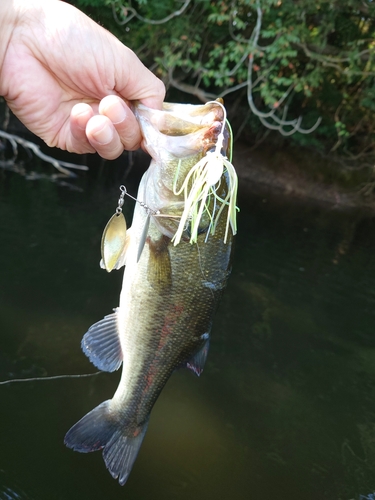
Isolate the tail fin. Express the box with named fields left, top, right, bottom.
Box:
left=64, top=400, right=148, bottom=486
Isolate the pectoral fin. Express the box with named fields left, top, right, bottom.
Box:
left=81, top=309, right=123, bottom=372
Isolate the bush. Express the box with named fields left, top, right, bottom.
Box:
left=70, top=0, right=375, bottom=161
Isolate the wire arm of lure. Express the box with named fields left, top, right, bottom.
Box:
left=118, top=185, right=163, bottom=262
left=119, top=185, right=160, bottom=217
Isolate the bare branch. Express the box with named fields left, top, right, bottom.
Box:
left=115, top=0, right=322, bottom=140
left=228, top=0, right=270, bottom=51
left=219, top=81, right=248, bottom=98
left=243, top=2, right=321, bottom=136
left=298, top=43, right=375, bottom=76
left=167, top=69, right=215, bottom=102
left=112, top=0, right=192, bottom=26
left=0, top=129, right=88, bottom=177
left=302, top=43, right=372, bottom=62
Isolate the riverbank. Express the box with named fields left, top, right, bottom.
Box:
left=1, top=101, right=374, bottom=213
left=233, top=142, right=375, bottom=212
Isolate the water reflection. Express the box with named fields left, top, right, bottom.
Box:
left=1, top=169, right=375, bottom=499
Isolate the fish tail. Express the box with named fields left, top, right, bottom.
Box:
left=64, top=400, right=149, bottom=486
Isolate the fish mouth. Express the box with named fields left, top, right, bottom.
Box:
left=134, top=100, right=238, bottom=245
left=133, top=100, right=230, bottom=159
left=146, top=101, right=225, bottom=136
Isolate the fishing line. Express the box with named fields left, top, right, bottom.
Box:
left=0, top=371, right=102, bottom=385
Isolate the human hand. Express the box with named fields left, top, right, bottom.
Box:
left=0, top=0, right=165, bottom=159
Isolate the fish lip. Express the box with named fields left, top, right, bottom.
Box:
left=133, top=102, right=225, bottom=138
left=202, top=121, right=224, bottom=148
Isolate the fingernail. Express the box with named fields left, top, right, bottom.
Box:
left=93, top=125, right=114, bottom=145
left=110, top=102, right=127, bottom=124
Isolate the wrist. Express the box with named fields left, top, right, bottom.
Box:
left=0, top=0, right=22, bottom=95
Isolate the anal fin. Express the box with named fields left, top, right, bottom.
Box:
left=81, top=309, right=123, bottom=372
left=186, top=334, right=210, bottom=377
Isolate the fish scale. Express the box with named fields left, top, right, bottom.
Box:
left=113, top=225, right=226, bottom=420
left=64, top=100, right=235, bottom=485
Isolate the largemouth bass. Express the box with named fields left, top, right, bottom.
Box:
left=64, top=100, right=238, bottom=485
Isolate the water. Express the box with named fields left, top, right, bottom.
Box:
left=1, top=163, right=375, bottom=499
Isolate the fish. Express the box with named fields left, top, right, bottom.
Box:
left=64, top=100, right=238, bottom=485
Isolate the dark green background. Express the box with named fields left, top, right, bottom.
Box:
left=1, top=161, right=375, bottom=499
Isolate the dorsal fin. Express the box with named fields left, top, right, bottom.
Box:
left=81, top=309, right=123, bottom=372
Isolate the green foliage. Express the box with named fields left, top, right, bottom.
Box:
left=70, top=0, right=375, bottom=159
left=68, top=0, right=110, bottom=8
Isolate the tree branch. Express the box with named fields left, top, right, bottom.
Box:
left=112, top=0, right=192, bottom=26
left=244, top=3, right=321, bottom=136
left=0, top=129, right=88, bottom=177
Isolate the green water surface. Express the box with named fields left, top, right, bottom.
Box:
left=1, top=165, right=375, bottom=500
